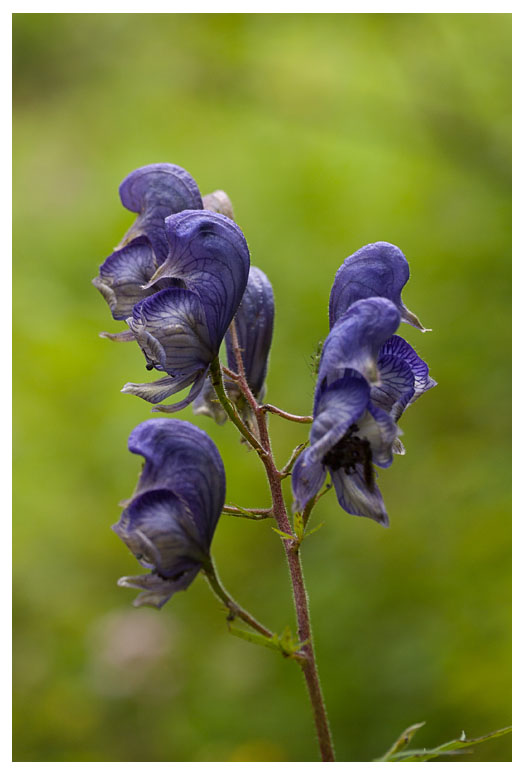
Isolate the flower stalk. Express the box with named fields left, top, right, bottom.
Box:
left=213, top=329, right=336, bottom=762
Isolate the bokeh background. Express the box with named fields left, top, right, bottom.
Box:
left=13, top=13, right=511, bottom=762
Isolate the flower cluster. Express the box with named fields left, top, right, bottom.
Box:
left=292, top=242, right=436, bottom=526
left=113, top=419, right=225, bottom=608
left=95, top=164, right=435, bottom=607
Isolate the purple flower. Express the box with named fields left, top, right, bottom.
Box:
left=113, top=419, right=225, bottom=608
left=193, top=265, right=275, bottom=423
left=329, top=242, right=429, bottom=332
left=292, top=298, right=435, bottom=525
left=93, top=163, right=202, bottom=322
left=121, top=210, right=250, bottom=412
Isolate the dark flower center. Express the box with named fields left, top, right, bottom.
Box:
left=322, top=423, right=375, bottom=492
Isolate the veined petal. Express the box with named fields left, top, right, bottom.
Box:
left=372, top=353, right=415, bottom=420
left=128, top=287, right=215, bottom=374
left=329, top=241, right=428, bottom=331
left=291, top=448, right=327, bottom=512
left=118, top=163, right=203, bottom=261
left=93, top=237, right=158, bottom=320
left=226, top=265, right=275, bottom=398
left=144, top=211, right=250, bottom=350
left=113, top=489, right=207, bottom=576
left=100, top=330, right=135, bottom=342
left=117, top=569, right=200, bottom=609
left=152, top=371, right=209, bottom=413
left=317, top=297, right=400, bottom=390
left=331, top=467, right=389, bottom=526
left=122, top=374, right=200, bottom=405
left=379, top=335, right=437, bottom=403
left=127, top=419, right=226, bottom=546
left=310, top=370, right=370, bottom=460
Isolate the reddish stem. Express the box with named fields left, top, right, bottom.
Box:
left=222, top=323, right=336, bottom=761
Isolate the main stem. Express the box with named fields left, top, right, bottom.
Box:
left=215, top=332, right=336, bottom=761
left=266, top=456, right=336, bottom=762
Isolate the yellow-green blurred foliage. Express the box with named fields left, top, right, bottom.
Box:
left=13, top=13, right=511, bottom=762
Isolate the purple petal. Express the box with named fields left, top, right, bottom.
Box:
left=291, top=448, right=327, bottom=512
left=310, top=370, right=371, bottom=459
left=121, top=373, right=201, bottom=406
left=92, top=237, right=158, bottom=320
left=379, top=335, right=437, bottom=403
left=226, top=265, right=274, bottom=398
left=113, top=489, right=206, bottom=577
left=151, top=371, right=209, bottom=414
left=355, top=404, right=397, bottom=468
left=127, top=419, right=226, bottom=546
left=144, top=211, right=250, bottom=349
left=329, top=242, right=428, bottom=331
left=330, top=467, right=389, bottom=526
left=117, top=569, right=200, bottom=608
left=372, top=351, right=415, bottom=420
left=318, top=297, right=401, bottom=391
left=119, top=163, right=203, bottom=261
left=129, top=287, right=214, bottom=371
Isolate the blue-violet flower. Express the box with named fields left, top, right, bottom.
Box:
left=292, top=297, right=435, bottom=525
left=120, top=210, right=250, bottom=412
left=113, top=419, right=225, bottom=608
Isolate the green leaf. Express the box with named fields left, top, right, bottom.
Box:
left=375, top=722, right=426, bottom=761
left=377, top=725, right=511, bottom=762
left=271, top=527, right=294, bottom=540
left=227, top=624, right=281, bottom=653
left=305, top=521, right=325, bottom=538
left=293, top=512, right=304, bottom=541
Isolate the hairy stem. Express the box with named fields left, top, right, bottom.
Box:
left=209, top=358, right=267, bottom=457
left=261, top=404, right=313, bottom=424
left=215, top=338, right=336, bottom=761
left=223, top=505, right=274, bottom=520
left=202, top=557, right=274, bottom=639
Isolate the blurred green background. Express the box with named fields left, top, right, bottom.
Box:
left=13, top=13, right=511, bottom=762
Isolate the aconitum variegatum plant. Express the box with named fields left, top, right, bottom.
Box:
left=93, top=162, right=509, bottom=762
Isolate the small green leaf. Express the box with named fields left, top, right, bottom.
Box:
left=375, top=722, right=426, bottom=761
left=271, top=527, right=294, bottom=540
left=305, top=521, right=325, bottom=538
left=228, top=624, right=281, bottom=653
left=380, top=725, right=511, bottom=762
left=294, top=512, right=304, bottom=541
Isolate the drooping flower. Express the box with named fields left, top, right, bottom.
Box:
left=292, top=297, right=435, bottom=525
left=93, top=163, right=203, bottom=322
left=328, top=241, right=429, bottom=332
left=121, top=209, right=250, bottom=412
left=193, top=265, right=275, bottom=423
left=113, top=419, right=225, bottom=608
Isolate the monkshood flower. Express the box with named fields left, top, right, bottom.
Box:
left=328, top=241, right=430, bottom=332
left=292, top=297, right=435, bottom=525
left=93, top=163, right=203, bottom=322
left=193, top=265, right=275, bottom=423
left=113, top=419, right=225, bottom=608
left=121, top=209, right=250, bottom=412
